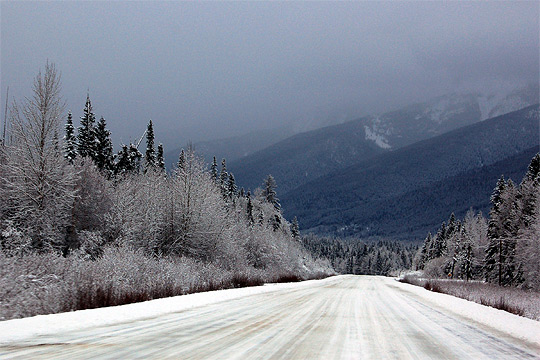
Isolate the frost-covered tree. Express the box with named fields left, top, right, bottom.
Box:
left=128, top=143, right=142, bottom=173
left=77, top=94, right=97, bottom=160
left=414, top=232, right=433, bottom=270
left=262, top=174, right=280, bottom=211
left=94, top=116, right=114, bottom=175
left=517, top=154, right=540, bottom=229
left=246, top=191, right=254, bottom=225
left=291, top=216, right=300, bottom=239
left=156, top=143, right=165, bottom=171
left=220, top=158, right=228, bottom=197
left=63, top=111, right=77, bottom=163
left=177, top=149, right=186, bottom=171
left=211, top=156, right=218, bottom=183
left=115, top=143, right=142, bottom=175
left=516, top=194, right=540, bottom=290
left=144, top=120, right=156, bottom=172
left=0, top=62, right=76, bottom=251
left=485, top=177, right=519, bottom=285
left=227, top=173, right=237, bottom=199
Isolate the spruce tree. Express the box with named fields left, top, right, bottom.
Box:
left=485, top=176, right=519, bottom=285
left=128, top=143, right=142, bottom=173
left=211, top=156, right=218, bottom=183
left=94, top=116, right=114, bottom=174
left=431, top=222, right=447, bottom=259
left=518, top=154, right=540, bottom=228
left=417, top=232, right=433, bottom=269
left=291, top=216, right=300, bottom=239
left=115, top=143, right=141, bottom=175
left=156, top=143, right=165, bottom=171
left=177, top=149, right=186, bottom=171
left=262, top=174, right=280, bottom=211
left=77, top=94, right=97, bottom=159
left=246, top=191, right=254, bottom=224
left=220, top=158, right=228, bottom=197
left=63, top=111, right=77, bottom=163
left=144, top=120, right=156, bottom=172
left=115, top=144, right=130, bottom=175
left=272, top=214, right=281, bottom=231
left=227, top=173, right=237, bottom=199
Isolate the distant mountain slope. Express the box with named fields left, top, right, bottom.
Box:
left=230, top=84, right=538, bottom=194
left=280, top=105, right=540, bottom=240
left=229, top=120, right=386, bottom=193
left=164, top=127, right=291, bottom=170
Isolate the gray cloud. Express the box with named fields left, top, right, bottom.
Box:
left=1, top=1, right=538, bottom=149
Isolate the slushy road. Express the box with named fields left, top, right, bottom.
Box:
left=1, top=275, right=539, bottom=359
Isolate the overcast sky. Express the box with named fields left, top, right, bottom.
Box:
left=1, top=1, right=538, bottom=149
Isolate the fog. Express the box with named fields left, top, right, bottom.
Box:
left=1, top=1, right=538, bottom=149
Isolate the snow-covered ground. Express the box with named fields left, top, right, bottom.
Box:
left=0, top=276, right=337, bottom=345
left=0, top=275, right=538, bottom=359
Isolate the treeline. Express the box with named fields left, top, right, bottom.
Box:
left=414, top=153, right=540, bottom=290
left=302, top=235, right=417, bottom=276
left=0, top=63, right=332, bottom=318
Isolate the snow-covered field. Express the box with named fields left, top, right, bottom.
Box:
left=1, top=275, right=538, bottom=359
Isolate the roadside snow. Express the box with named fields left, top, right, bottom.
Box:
left=0, top=276, right=340, bottom=344
left=390, top=278, right=540, bottom=348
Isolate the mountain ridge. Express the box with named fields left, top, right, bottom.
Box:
left=280, top=105, right=540, bottom=240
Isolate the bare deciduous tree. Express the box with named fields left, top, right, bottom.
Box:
left=0, top=62, right=76, bottom=251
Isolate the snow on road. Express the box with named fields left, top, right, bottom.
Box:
left=0, top=275, right=539, bottom=359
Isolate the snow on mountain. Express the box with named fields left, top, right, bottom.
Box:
left=364, top=116, right=392, bottom=149
left=359, top=82, right=538, bottom=150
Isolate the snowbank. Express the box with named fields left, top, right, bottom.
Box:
left=0, top=276, right=339, bottom=344
left=390, top=278, right=540, bottom=348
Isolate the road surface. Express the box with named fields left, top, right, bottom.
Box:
left=1, top=275, right=539, bottom=359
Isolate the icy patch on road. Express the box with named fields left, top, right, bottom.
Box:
left=0, top=276, right=340, bottom=344
left=390, top=277, right=540, bottom=348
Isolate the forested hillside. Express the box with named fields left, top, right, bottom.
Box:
left=414, top=153, right=540, bottom=290
left=230, top=84, right=538, bottom=195
left=281, top=105, right=539, bottom=239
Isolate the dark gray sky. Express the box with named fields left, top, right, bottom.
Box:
left=1, top=1, right=538, bottom=149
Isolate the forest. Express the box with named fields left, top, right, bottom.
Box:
left=413, top=152, right=540, bottom=291
left=0, top=63, right=333, bottom=320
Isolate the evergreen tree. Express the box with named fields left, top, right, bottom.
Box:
left=77, top=94, right=97, bottom=159
left=272, top=214, right=281, bottom=231
left=291, top=216, right=300, bottom=239
left=485, top=177, right=519, bottom=285
left=128, top=143, right=142, bottom=173
left=63, top=111, right=77, bottom=163
left=220, top=158, right=228, bottom=196
left=246, top=191, right=254, bottom=225
left=431, top=222, right=447, bottom=259
left=156, top=143, right=165, bottom=171
left=524, top=153, right=540, bottom=182
left=211, top=156, right=218, bottom=183
left=262, top=175, right=280, bottom=211
left=94, top=116, right=114, bottom=174
left=144, top=120, right=156, bottom=172
left=416, top=232, right=432, bottom=270
left=115, top=143, right=141, bottom=175
left=114, top=145, right=129, bottom=175
left=518, top=154, right=540, bottom=228
left=227, top=173, right=237, bottom=199
left=177, top=149, right=186, bottom=171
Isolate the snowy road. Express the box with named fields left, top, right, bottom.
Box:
left=1, top=275, right=539, bottom=359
